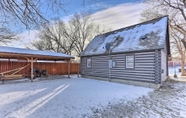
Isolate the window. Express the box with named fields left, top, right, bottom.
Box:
left=87, top=58, right=92, bottom=68
left=126, top=55, right=134, bottom=68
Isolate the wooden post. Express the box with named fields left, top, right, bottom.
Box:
left=31, top=57, right=33, bottom=82
left=68, top=60, right=71, bottom=78
left=77, top=64, right=79, bottom=77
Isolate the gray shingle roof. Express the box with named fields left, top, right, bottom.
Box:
left=80, top=16, right=168, bottom=57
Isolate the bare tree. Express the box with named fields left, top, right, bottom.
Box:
left=0, top=0, right=71, bottom=29
left=31, top=20, right=75, bottom=55
left=0, top=13, right=18, bottom=44
left=0, top=26, right=17, bottom=44
left=0, top=0, right=94, bottom=44
left=68, top=12, right=106, bottom=55
left=141, top=0, right=186, bottom=75
left=31, top=12, right=111, bottom=60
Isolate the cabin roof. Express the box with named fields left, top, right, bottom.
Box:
left=80, top=16, right=169, bottom=57
left=0, top=46, right=74, bottom=60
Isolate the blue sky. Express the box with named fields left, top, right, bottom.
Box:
left=10, top=0, right=144, bottom=48
left=51, top=0, right=140, bottom=19
left=65, top=0, right=138, bottom=13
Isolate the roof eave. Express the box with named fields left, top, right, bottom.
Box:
left=0, top=52, right=74, bottom=60
left=80, top=48, right=164, bottom=57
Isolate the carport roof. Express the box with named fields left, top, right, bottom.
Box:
left=0, top=46, right=74, bottom=60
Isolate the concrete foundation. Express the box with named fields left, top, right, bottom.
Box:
left=82, top=75, right=161, bottom=89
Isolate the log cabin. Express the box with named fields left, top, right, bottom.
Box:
left=80, top=16, right=170, bottom=88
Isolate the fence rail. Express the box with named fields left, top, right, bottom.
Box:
left=0, top=61, right=80, bottom=75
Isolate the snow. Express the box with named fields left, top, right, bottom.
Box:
left=0, top=46, right=73, bottom=58
left=168, top=66, right=186, bottom=76
left=89, top=80, right=186, bottom=118
left=0, top=76, right=152, bottom=118
left=80, top=16, right=168, bottom=56
left=168, top=66, right=186, bottom=82
left=135, top=81, right=186, bottom=118
left=169, top=66, right=181, bottom=76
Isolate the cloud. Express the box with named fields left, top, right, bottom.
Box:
left=9, top=30, right=39, bottom=48
left=91, top=3, right=144, bottom=30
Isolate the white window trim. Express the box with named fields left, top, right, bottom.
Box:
left=126, top=55, right=134, bottom=68
left=87, top=58, right=92, bottom=68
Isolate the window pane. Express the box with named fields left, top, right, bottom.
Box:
left=127, top=59, right=133, bottom=63
left=126, top=56, right=134, bottom=68
left=127, top=56, right=134, bottom=62
left=87, top=59, right=91, bottom=68
left=127, top=63, right=134, bottom=68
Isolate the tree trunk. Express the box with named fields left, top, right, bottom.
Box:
left=181, top=60, right=185, bottom=76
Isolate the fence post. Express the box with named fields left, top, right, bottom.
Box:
left=31, top=57, right=33, bottom=82
left=77, top=64, right=80, bottom=77
left=68, top=60, right=71, bottom=78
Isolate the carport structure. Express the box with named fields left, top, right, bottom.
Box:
left=0, top=46, right=74, bottom=81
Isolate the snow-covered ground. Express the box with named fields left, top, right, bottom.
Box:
left=89, top=80, right=186, bottom=118
left=0, top=76, right=152, bottom=118
left=1, top=67, right=185, bottom=118
left=169, top=66, right=182, bottom=76
left=135, top=80, right=186, bottom=118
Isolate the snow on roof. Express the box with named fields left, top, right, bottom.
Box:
left=80, top=16, right=168, bottom=56
left=0, top=46, right=74, bottom=59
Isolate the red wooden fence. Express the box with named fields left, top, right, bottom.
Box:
left=0, top=61, right=80, bottom=75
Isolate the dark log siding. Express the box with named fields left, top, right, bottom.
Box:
left=81, top=50, right=162, bottom=83
left=81, top=55, right=110, bottom=78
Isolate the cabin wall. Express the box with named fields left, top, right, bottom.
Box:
left=81, top=55, right=110, bottom=78
left=81, top=50, right=162, bottom=84
left=161, top=49, right=167, bottom=81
